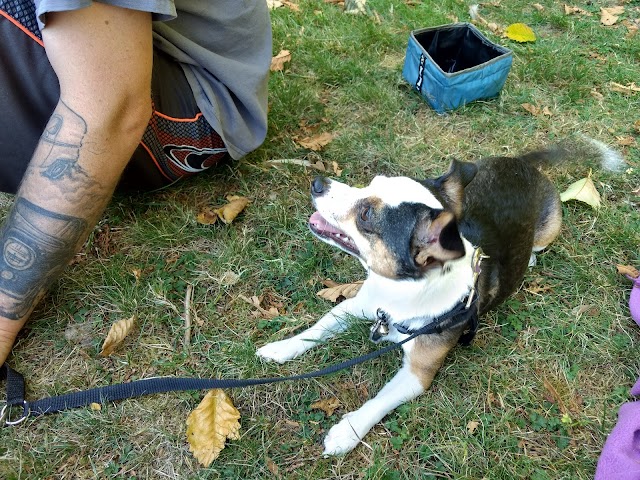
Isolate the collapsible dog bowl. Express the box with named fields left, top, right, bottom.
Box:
left=402, top=23, right=513, bottom=113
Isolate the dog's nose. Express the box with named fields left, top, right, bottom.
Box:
left=311, top=176, right=328, bottom=197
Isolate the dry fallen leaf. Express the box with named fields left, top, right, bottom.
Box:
left=310, top=397, right=341, bottom=416
left=610, top=82, right=640, bottom=95
left=100, top=315, right=136, bottom=357
left=467, top=420, right=480, bottom=434
left=270, top=50, right=291, bottom=72
left=297, top=132, right=335, bottom=151
left=532, top=3, right=544, bottom=12
left=187, top=389, right=241, bottom=467
left=344, top=0, right=366, bottom=14
left=282, top=0, right=300, bottom=12
left=521, top=103, right=552, bottom=117
left=238, top=294, right=281, bottom=319
left=590, top=88, right=604, bottom=100
left=196, top=206, right=218, bottom=225
left=317, top=280, right=364, bottom=302
left=214, top=196, right=250, bottom=224
left=90, top=402, right=102, bottom=411
left=559, top=172, right=601, bottom=209
left=331, top=161, right=343, bottom=176
left=634, top=120, right=640, bottom=134
left=564, top=5, right=592, bottom=16
left=505, top=23, right=536, bottom=42
left=600, top=6, right=624, bottom=26
left=266, top=0, right=283, bottom=9
left=616, top=135, right=636, bottom=147
left=617, top=264, right=640, bottom=279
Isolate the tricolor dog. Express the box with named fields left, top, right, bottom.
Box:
left=257, top=143, right=620, bottom=456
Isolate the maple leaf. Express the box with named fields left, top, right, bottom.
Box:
left=559, top=172, right=601, bottom=209
left=187, top=389, right=241, bottom=467
left=100, top=315, right=136, bottom=357
left=505, top=23, right=536, bottom=42
left=270, top=50, right=291, bottom=72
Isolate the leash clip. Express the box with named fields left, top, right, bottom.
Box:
left=1, top=400, right=29, bottom=427
left=466, top=247, right=488, bottom=309
left=370, top=308, right=390, bottom=341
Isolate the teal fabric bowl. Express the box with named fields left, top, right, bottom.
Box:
left=402, top=23, right=512, bottom=113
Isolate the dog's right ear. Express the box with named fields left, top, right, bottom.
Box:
left=412, top=209, right=465, bottom=271
left=423, top=159, right=477, bottom=218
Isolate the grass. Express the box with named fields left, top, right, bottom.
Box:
left=1, top=0, right=640, bottom=478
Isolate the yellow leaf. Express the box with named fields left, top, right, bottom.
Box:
left=600, top=6, right=624, bottom=26
left=505, top=23, right=536, bottom=42
left=214, top=196, right=250, bottom=224
left=100, top=315, right=136, bottom=357
left=187, top=389, right=241, bottom=467
left=270, top=50, right=291, bottom=72
left=317, top=280, right=364, bottom=302
left=196, top=206, right=218, bottom=225
left=310, top=397, right=341, bottom=416
left=90, top=403, right=102, bottom=411
left=559, top=173, right=601, bottom=209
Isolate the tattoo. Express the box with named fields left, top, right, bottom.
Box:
left=38, top=101, right=102, bottom=200
left=0, top=198, right=87, bottom=320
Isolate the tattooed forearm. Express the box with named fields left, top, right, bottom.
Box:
left=36, top=101, right=104, bottom=202
left=0, top=198, right=87, bottom=320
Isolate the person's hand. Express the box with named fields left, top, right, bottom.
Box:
left=0, top=317, right=27, bottom=365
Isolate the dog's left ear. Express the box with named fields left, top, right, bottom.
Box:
left=412, top=209, right=465, bottom=270
left=423, top=159, right=477, bottom=218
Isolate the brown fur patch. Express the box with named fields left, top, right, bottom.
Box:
left=533, top=197, right=562, bottom=250
left=369, top=239, right=400, bottom=278
left=409, top=328, right=461, bottom=389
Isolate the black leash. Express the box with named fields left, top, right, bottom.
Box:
left=1, top=300, right=477, bottom=426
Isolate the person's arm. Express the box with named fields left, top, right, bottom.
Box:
left=0, top=3, right=153, bottom=365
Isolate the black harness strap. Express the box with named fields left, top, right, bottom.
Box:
left=1, top=299, right=477, bottom=425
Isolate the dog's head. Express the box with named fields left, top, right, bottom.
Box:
left=309, top=160, right=477, bottom=279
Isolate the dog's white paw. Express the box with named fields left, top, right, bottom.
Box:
left=322, top=415, right=364, bottom=456
left=256, top=338, right=308, bottom=363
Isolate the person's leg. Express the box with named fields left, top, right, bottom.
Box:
left=117, top=49, right=229, bottom=192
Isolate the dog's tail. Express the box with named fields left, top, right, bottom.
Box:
left=520, top=135, right=625, bottom=172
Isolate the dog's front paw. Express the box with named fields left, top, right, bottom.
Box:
left=256, top=338, right=308, bottom=363
left=322, top=414, right=364, bottom=456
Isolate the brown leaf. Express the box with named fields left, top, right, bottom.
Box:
left=634, top=120, right=640, bottom=134
left=317, top=280, right=364, bottom=302
left=187, top=389, right=241, bottom=467
left=590, top=88, right=604, bottom=100
left=331, top=161, right=343, bottom=176
left=270, top=50, right=291, bottom=72
left=532, top=3, right=544, bottom=12
left=600, top=6, right=624, bottom=26
left=266, top=0, right=283, bottom=9
left=521, top=102, right=539, bottom=115
left=282, top=0, right=300, bottom=12
left=239, top=294, right=281, bottom=319
left=616, top=135, right=636, bottom=147
left=564, top=5, right=592, bottom=16
left=196, top=206, right=219, bottom=225
left=214, top=196, right=250, bottom=224
left=297, top=132, right=335, bottom=151
left=617, top=264, right=640, bottom=279
left=100, top=315, right=136, bottom=357
left=310, top=397, right=341, bottom=416
left=610, top=82, right=640, bottom=95
left=266, top=457, right=280, bottom=477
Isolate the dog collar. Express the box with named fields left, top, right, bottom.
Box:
left=370, top=247, right=487, bottom=345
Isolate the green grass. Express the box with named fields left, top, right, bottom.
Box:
left=2, top=1, right=640, bottom=478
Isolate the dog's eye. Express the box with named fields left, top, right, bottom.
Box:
left=360, top=205, right=372, bottom=223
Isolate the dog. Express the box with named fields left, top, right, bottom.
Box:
left=256, top=142, right=621, bottom=456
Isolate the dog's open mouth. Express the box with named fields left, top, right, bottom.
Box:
left=309, top=212, right=360, bottom=256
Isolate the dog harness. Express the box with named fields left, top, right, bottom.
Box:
left=370, top=247, right=487, bottom=346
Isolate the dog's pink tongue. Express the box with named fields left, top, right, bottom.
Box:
left=309, top=211, right=343, bottom=235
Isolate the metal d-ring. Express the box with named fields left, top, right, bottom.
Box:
left=1, top=400, right=30, bottom=426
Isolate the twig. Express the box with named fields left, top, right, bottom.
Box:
left=184, top=284, right=193, bottom=351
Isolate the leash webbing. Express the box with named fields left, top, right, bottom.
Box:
left=1, top=300, right=477, bottom=425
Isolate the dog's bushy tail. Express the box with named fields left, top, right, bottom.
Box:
left=520, top=135, right=625, bottom=172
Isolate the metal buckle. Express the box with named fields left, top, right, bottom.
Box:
left=1, top=400, right=30, bottom=426
left=465, top=247, right=489, bottom=309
